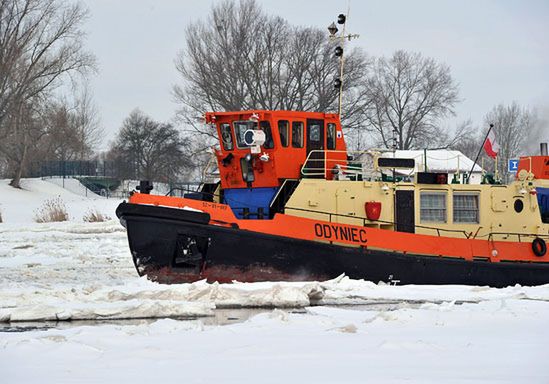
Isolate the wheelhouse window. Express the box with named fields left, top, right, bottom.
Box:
left=292, top=121, right=304, bottom=148
left=233, top=120, right=258, bottom=148
left=420, top=192, right=446, bottom=223
left=327, top=123, right=336, bottom=150
left=453, top=193, right=479, bottom=223
left=220, top=123, right=234, bottom=150
left=309, top=123, right=321, bottom=142
left=260, top=121, right=274, bottom=149
left=278, top=120, right=289, bottom=147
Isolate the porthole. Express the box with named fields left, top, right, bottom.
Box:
left=514, top=199, right=524, bottom=213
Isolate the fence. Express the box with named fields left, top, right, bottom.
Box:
left=33, top=160, right=206, bottom=199
left=28, top=160, right=117, bottom=178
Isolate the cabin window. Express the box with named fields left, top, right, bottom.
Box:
left=309, top=123, right=321, bottom=142
left=292, top=121, right=304, bottom=148
left=278, top=120, right=289, bottom=147
left=234, top=120, right=258, bottom=148
left=260, top=121, right=274, bottom=149
left=327, top=123, right=336, bottom=150
left=420, top=192, right=446, bottom=223
left=453, top=193, right=479, bottom=223
left=220, top=123, right=234, bottom=151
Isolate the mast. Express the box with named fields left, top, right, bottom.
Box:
left=327, top=7, right=359, bottom=117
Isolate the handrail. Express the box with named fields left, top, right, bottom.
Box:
left=485, top=232, right=549, bottom=242
left=300, top=149, right=379, bottom=179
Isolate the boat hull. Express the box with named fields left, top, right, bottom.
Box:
left=117, top=202, right=549, bottom=287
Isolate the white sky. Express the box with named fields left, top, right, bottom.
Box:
left=81, top=0, right=549, bottom=149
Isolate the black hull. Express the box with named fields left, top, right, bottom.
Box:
left=116, top=203, right=549, bottom=287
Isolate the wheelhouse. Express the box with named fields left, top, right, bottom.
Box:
left=205, top=110, right=347, bottom=219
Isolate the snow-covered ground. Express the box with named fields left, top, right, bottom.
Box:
left=1, top=179, right=549, bottom=383
left=0, top=178, right=120, bottom=223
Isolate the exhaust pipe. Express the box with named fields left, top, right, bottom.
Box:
left=541, top=142, right=548, bottom=156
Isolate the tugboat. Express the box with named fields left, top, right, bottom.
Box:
left=116, top=110, right=549, bottom=287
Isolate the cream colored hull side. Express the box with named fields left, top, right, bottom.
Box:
left=284, top=179, right=549, bottom=241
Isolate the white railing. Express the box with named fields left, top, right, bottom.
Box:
left=300, top=150, right=381, bottom=180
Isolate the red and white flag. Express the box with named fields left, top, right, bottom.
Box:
left=483, top=129, right=500, bottom=159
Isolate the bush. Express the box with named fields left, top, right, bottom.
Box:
left=83, top=208, right=111, bottom=222
left=34, top=197, right=69, bottom=223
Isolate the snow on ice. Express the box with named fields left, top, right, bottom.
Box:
left=1, top=179, right=549, bottom=383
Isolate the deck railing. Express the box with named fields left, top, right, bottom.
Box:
left=300, top=150, right=389, bottom=181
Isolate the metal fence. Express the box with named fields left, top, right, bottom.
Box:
left=32, top=160, right=206, bottom=199
left=28, top=160, right=117, bottom=178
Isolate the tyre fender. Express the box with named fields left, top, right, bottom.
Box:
left=532, top=238, right=547, bottom=257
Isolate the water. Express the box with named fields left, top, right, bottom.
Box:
left=0, top=301, right=455, bottom=333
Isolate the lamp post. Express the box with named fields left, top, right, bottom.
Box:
left=328, top=12, right=359, bottom=116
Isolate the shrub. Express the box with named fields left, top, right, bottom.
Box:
left=83, top=208, right=111, bottom=222
left=34, top=197, right=69, bottom=223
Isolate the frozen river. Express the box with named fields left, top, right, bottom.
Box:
left=1, top=179, right=548, bottom=383
left=1, top=220, right=549, bottom=383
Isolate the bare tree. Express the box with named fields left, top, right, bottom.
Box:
left=0, top=87, right=100, bottom=180
left=450, top=119, right=481, bottom=160
left=40, top=92, right=100, bottom=162
left=108, top=109, right=193, bottom=183
left=363, top=50, right=460, bottom=150
left=174, top=0, right=369, bottom=139
left=0, top=99, right=44, bottom=184
left=71, top=84, right=102, bottom=158
left=523, top=106, right=549, bottom=155
left=0, top=0, right=95, bottom=187
left=482, top=102, right=538, bottom=181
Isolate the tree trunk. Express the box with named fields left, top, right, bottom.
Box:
left=9, top=141, right=28, bottom=189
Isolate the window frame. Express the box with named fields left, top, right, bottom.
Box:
left=309, top=123, right=321, bottom=142
left=291, top=121, right=304, bottom=148
left=453, top=192, right=480, bottom=224
left=260, top=120, right=275, bottom=149
left=278, top=120, right=289, bottom=147
left=233, top=120, right=258, bottom=149
left=327, top=123, right=336, bottom=150
left=420, top=191, right=447, bottom=223
left=219, top=123, right=234, bottom=151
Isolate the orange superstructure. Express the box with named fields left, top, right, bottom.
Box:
left=205, top=110, right=347, bottom=189
left=516, top=156, right=549, bottom=180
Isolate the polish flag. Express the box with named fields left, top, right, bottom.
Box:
left=483, top=129, right=500, bottom=159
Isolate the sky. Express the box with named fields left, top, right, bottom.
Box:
left=81, top=0, right=549, bottom=150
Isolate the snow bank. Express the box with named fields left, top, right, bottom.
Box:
left=0, top=178, right=121, bottom=223
left=44, top=177, right=100, bottom=197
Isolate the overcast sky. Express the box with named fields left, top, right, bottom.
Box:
left=81, top=0, right=549, bottom=149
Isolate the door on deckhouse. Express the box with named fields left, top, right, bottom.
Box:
left=304, top=119, right=325, bottom=178
left=395, top=190, right=415, bottom=233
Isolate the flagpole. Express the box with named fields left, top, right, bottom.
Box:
left=495, top=155, right=499, bottom=182
left=467, top=123, right=494, bottom=183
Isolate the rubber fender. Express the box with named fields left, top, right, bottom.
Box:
left=532, top=238, right=547, bottom=257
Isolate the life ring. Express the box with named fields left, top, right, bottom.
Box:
left=532, top=238, right=547, bottom=257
